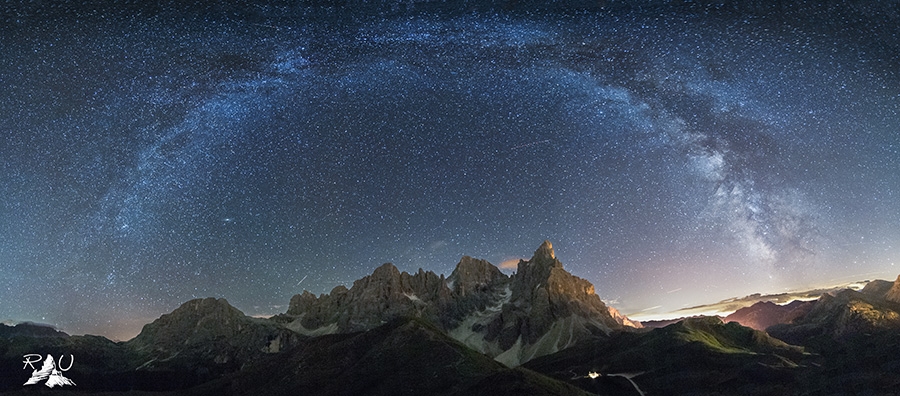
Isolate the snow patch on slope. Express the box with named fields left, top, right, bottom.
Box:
left=496, top=315, right=611, bottom=367
left=448, top=285, right=512, bottom=357
left=403, top=292, right=421, bottom=302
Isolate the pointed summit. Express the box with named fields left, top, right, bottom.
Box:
left=486, top=241, right=621, bottom=365
left=516, top=241, right=563, bottom=286
left=533, top=240, right=556, bottom=262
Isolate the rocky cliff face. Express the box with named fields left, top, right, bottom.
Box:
left=281, top=241, right=628, bottom=366
left=476, top=241, right=623, bottom=365
left=285, top=263, right=453, bottom=333
left=448, top=256, right=507, bottom=297
left=608, top=306, right=643, bottom=328
left=884, top=275, right=900, bottom=304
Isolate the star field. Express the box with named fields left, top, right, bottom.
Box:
left=1, top=1, right=898, bottom=340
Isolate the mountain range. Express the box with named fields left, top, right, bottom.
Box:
left=274, top=241, right=628, bottom=366
left=3, top=241, right=900, bottom=394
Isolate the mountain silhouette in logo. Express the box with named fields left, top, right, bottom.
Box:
left=24, top=354, right=75, bottom=388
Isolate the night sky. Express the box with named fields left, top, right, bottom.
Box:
left=2, top=1, right=898, bottom=340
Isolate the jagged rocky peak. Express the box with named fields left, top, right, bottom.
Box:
left=479, top=241, right=622, bottom=364
left=449, top=256, right=508, bottom=296
left=350, top=262, right=449, bottom=300
left=885, top=274, right=900, bottom=303
left=401, top=268, right=449, bottom=300
left=287, top=290, right=319, bottom=315
left=513, top=240, right=589, bottom=301
left=513, top=240, right=562, bottom=296
left=284, top=262, right=454, bottom=333
left=531, top=240, right=558, bottom=266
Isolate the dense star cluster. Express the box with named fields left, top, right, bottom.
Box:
left=1, top=1, right=898, bottom=340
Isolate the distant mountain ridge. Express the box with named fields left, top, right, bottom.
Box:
left=724, top=300, right=815, bottom=331
left=722, top=275, right=900, bottom=338
left=0, top=322, right=69, bottom=338
left=767, top=288, right=900, bottom=343
left=276, top=241, right=633, bottom=366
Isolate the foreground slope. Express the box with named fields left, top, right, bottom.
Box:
left=186, top=317, right=592, bottom=396
left=764, top=282, right=900, bottom=393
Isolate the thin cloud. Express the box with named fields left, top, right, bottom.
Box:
left=499, top=258, right=525, bottom=269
